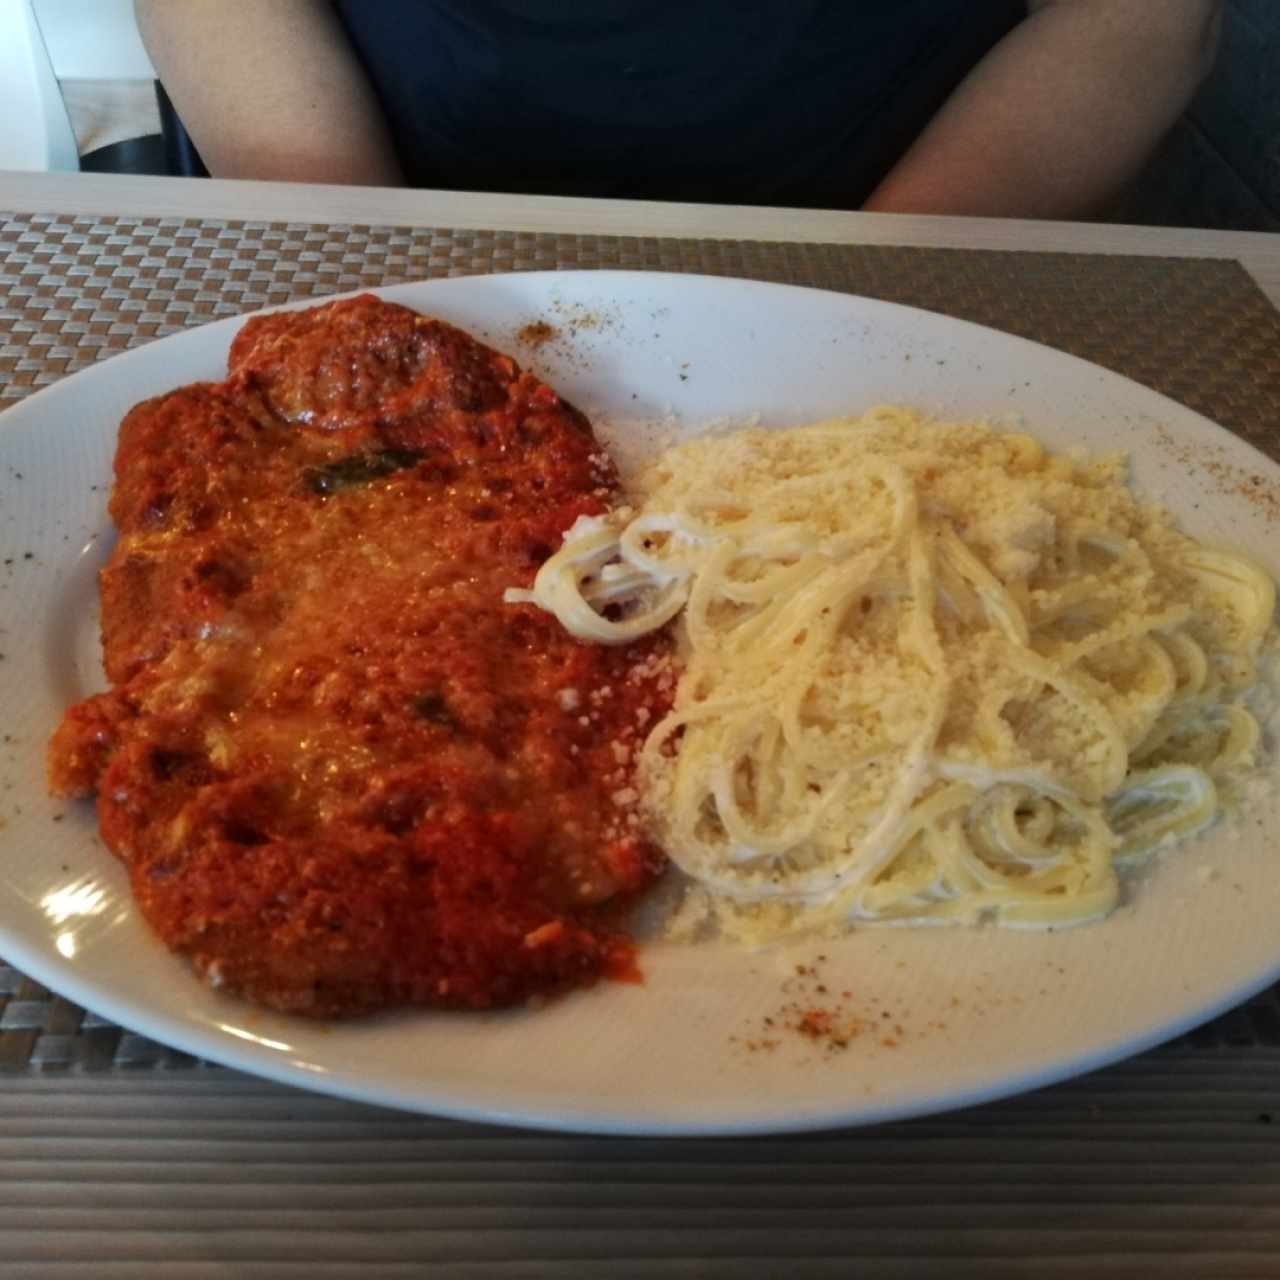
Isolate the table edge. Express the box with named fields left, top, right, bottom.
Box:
left=3, top=169, right=1279, bottom=308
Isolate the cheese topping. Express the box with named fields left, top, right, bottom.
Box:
left=514, top=408, right=1277, bottom=942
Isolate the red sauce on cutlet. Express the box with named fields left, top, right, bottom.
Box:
left=49, top=295, right=673, bottom=1017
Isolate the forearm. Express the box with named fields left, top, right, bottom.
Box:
left=864, top=0, right=1221, bottom=219
left=135, top=0, right=404, bottom=185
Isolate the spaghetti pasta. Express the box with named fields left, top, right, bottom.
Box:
left=508, top=409, right=1276, bottom=941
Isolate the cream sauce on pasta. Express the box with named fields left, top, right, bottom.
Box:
left=508, top=409, right=1276, bottom=942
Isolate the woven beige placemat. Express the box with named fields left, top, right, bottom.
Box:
left=2, top=211, right=1280, bottom=1075
left=3, top=213, right=1280, bottom=454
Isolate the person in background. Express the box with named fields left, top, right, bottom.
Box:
left=135, top=0, right=1222, bottom=219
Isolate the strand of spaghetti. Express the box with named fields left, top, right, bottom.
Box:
left=1107, top=764, right=1218, bottom=862
left=936, top=523, right=1029, bottom=647
left=996, top=643, right=1130, bottom=800
left=1181, top=548, right=1276, bottom=648
left=504, top=512, right=690, bottom=643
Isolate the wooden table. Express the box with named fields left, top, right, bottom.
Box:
left=3, top=169, right=1280, bottom=1279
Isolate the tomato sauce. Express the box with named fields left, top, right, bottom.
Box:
left=49, top=296, right=673, bottom=1017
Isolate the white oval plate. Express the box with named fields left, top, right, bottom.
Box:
left=1, top=272, right=1278, bottom=1135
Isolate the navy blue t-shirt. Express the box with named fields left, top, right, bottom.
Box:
left=334, top=1, right=1026, bottom=206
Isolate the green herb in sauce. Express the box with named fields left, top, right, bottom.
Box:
left=305, top=448, right=424, bottom=495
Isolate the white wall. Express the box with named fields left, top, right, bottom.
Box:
left=0, top=0, right=79, bottom=170
left=32, top=0, right=155, bottom=79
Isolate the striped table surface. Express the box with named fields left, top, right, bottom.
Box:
left=4, top=1059, right=1280, bottom=1277
left=2, top=208, right=1280, bottom=1276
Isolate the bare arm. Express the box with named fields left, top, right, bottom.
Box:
left=134, top=0, right=404, bottom=185
left=864, top=0, right=1222, bottom=218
